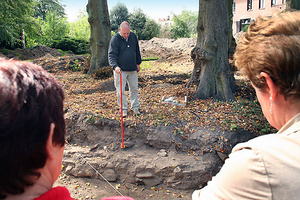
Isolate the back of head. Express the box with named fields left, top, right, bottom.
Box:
left=0, top=58, right=65, bottom=198
left=234, top=11, right=300, bottom=100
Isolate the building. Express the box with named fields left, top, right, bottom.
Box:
left=158, top=16, right=174, bottom=28
left=233, top=0, right=286, bottom=35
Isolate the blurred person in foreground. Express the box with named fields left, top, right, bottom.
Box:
left=0, top=58, right=70, bottom=200
left=192, top=11, right=300, bottom=200
left=0, top=58, right=134, bottom=200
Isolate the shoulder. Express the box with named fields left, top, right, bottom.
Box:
left=233, top=132, right=300, bottom=156
left=111, top=33, right=121, bottom=42
left=129, top=32, right=138, bottom=40
left=196, top=141, right=272, bottom=199
left=34, top=186, right=74, bottom=200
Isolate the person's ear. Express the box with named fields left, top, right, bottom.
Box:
left=46, top=123, right=56, bottom=160
left=260, top=72, right=277, bottom=101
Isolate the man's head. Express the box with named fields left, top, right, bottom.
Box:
left=0, top=58, right=65, bottom=198
left=119, top=21, right=131, bottom=39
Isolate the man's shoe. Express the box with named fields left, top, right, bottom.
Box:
left=122, top=110, right=127, bottom=118
left=132, top=108, right=140, bottom=115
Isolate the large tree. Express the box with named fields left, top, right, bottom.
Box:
left=128, top=8, right=147, bottom=39
left=141, top=19, right=161, bottom=40
left=34, top=0, right=65, bottom=20
left=0, top=0, right=39, bottom=48
left=86, top=0, right=111, bottom=75
left=187, top=0, right=236, bottom=101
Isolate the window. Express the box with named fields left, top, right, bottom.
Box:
left=247, top=0, right=253, bottom=10
left=282, top=0, right=285, bottom=4
left=240, top=18, right=251, bottom=32
left=233, top=2, right=236, bottom=13
left=259, top=0, right=265, bottom=9
left=271, top=0, right=278, bottom=6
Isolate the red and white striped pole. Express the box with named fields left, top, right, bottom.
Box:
left=120, top=72, right=125, bottom=148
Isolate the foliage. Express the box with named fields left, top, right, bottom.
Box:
left=178, top=10, right=198, bottom=37
left=171, top=15, right=190, bottom=39
left=34, top=0, right=66, bottom=20
left=0, top=0, right=39, bottom=49
left=142, top=57, right=159, bottom=61
left=170, top=10, right=197, bottom=39
left=141, top=19, right=161, bottom=40
left=109, top=2, right=129, bottom=33
left=242, top=25, right=249, bottom=32
left=71, top=60, right=82, bottom=72
left=50, top=36, right=89, bottom=54
left=36, top=10, right=69, bottom=46
left=0, top=48, right=11, bottom=55
left=69, top=11, right=90, bottom=41
left=128, top=8, right=147, bottom=39
left=92, top=66, right=113, bottom=80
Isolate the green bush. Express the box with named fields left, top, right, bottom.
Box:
left=50, top=36, right=89, bottom=55
left=242, top=25, right=249, bottom=32
left=0, top=48, right=11, bottom=55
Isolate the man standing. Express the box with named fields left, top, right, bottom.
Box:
left=108, top=21, right=142, bottom=117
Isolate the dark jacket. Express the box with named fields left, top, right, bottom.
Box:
left=108, top=32, right=142, bottom=71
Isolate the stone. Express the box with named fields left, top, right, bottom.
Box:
left=136, top=172, right=154, bottom=179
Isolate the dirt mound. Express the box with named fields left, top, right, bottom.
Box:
left=3, top=38, right=196, bottom=63
left=4, top=45, right=64, bottom=60
left=139, top=37, right=196, bottom=62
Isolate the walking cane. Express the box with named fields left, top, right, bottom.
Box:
left=120, top=72, right=125, bottom=148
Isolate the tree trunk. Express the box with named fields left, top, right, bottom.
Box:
left=286, top=0, right=300, bottom=10
left=86, top=0, right=111, bottom=75
left=187, top=0, right=236, bottom=101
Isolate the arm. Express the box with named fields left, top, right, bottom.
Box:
left=135, top=35, right=142, bottom=66
left=108, top=36, right=119, bottom=70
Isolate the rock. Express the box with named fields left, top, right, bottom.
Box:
left=139, top=178, right=162, bottom=187
left=157, top=149, right=168, bottom=157
left=146, top=126, right=175, bottom=149
left=136, top=172, right=154, bottom=179
left=102, top=169, right=118, bottom=182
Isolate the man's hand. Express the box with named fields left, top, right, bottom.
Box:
left=115, top=66, right=122, bottom=74
left=137, top=65, right=140, bottom=73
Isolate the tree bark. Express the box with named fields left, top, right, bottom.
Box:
left=86, top=0, right=111, bottom=75
left=286, top=0, right=300, bottom=10
left=187, top=0, right=236, bottom=101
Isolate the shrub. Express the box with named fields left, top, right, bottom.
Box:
left=50, top=36, right=89, bottom=55
left=242, top=25, right=249, bottom=32
left=0, top=48, right=11, bottom=55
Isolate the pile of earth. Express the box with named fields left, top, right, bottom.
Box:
left=139, top=37, right=196, bottom=63
left=1, top=37, right=196, bottom=64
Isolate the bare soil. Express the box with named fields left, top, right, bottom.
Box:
left=1, top=37, right=262, bottom=200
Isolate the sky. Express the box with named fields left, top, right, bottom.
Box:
left=61, top=0, right=199, bottom=22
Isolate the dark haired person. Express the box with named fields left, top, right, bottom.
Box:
left=108, top=21, right=142, bottom=117
left=0, top=58, right=71, bottom=199
left=193, top=11, right=300, bottom=199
